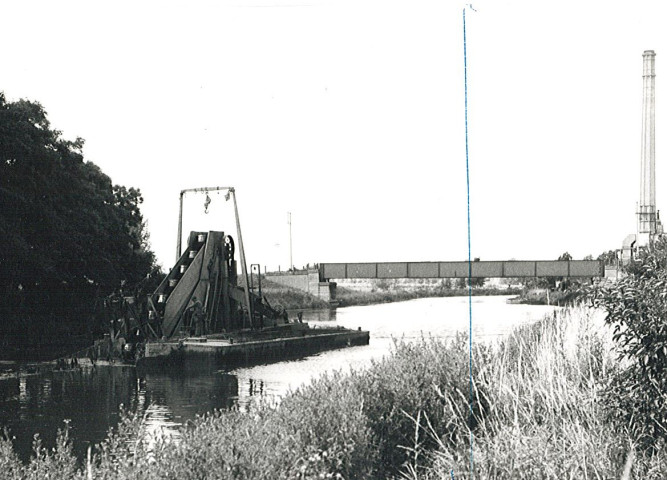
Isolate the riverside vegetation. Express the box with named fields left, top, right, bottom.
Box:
left=262, top=276, right=521, bottom=311
left=5, top=237, right=667, bottom=479
left=334, top=279, right=521, bottom=309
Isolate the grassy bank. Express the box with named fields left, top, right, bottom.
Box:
left=506, top=287, right=583, bottom=306
left=3, top=305, right=664, bottom=478
left=257, top=277, right=329, bottom=311
left=261, top=287, right=331, bottom=311
left=335, top=285, right=521, bottom=308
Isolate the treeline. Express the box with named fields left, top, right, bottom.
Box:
left=0, top=92, right=160, bottom=358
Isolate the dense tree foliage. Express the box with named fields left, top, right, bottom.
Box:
left=0, top=92, right=157, bottom=318
left=597, top=249, right=620, bottom=266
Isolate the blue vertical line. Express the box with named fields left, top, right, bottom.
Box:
left=462, top=6, right=474, bottom=477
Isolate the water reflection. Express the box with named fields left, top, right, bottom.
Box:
left=0, top=365, right=240, bottom=461
left=0, top=296, right=557, bottom=461
left=0, top=366, right=137, bottom=461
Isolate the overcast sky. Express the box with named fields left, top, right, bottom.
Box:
left=3, top=0, right=667, bottom=271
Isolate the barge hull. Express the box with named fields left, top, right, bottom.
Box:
left=138, top=329, right=370, bottom=368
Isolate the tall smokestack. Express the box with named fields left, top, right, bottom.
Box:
left=637, top=50, right=663, bottom=242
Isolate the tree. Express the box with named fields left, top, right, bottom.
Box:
left=0, top=92, right=157, bottom=320
left=597, top=249, right=619, bottom=266
left=537, top=251, right=573, bottom=289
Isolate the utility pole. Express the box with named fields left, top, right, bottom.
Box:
left=288, top=211, right=293, bottom=270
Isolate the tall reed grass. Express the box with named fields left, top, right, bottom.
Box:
left=416, top=306, right=667, bottom=479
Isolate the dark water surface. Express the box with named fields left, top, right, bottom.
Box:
left=0, top=296, right=556, bottom=461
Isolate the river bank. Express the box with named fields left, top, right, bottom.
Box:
left=506, top=287, right=583, bottom=306
left=334, top=284, right=521, bottom=307
left=0, top=296, right=554, bottom=463
left=2, top=304, right=662, bottom=478
left=262, top=278, right=523, bottom=311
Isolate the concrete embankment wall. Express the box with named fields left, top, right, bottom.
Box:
left=264, top=269, right=336, bottom=303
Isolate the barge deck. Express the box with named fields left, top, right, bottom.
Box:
left=138, top=324, right=370, bottom=368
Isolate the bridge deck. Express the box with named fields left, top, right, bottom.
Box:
left=319, top=260, right=604, bottom=280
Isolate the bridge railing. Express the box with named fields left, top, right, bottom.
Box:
left=319, top=260, right=604, bottom=281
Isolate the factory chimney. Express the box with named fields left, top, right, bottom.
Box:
left=622, top=50, right=663, bottom=264
left=637, top=50, right=663, bottom=244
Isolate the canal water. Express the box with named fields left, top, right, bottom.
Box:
left=0, top=296, right=557, bottom=461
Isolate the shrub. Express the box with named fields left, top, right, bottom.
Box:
left=590, top=238, right=667, bottom=446
left=0, top=425, right=82, bottom=480
left=350, top=335, right=489, bottom=478
left=144, top=372, right=377, bottom=479
left=0, top=431, right=23, bottom=479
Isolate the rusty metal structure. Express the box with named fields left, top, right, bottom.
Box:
left=125, top=187, right=288, bottom=341
left=99, top=187, right=369, bottom=365
left=144, top=230, right=285, bottom=339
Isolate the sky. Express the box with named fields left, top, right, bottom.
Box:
left=3, top=0, right=667, bottom=272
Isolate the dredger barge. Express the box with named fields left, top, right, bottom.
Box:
left=108, top=187, right=368, bottom=368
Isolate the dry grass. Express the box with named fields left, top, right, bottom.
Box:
left=415, top=305, right=667, bottom=479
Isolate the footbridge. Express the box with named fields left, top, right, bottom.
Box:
left=318, top=260, right=604, bottom=281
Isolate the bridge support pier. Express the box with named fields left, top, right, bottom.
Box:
left=265, top=269, right=338, bottom=306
